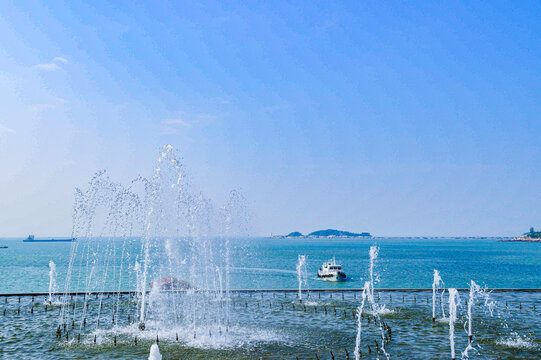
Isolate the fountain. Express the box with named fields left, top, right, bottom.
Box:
left=354, top=281, right=371, bottom=360
left=432, top=269, right=444, bottom=322
left=57, top=145, right=249, bottom=346
left=296, top=255, right=307, bottom=302
left=366, top=245, right=390, bottom=317
left=461, top=281, right=478, bottom=359
left=448, top=288, right=461, bottom=360
left=148, top=343, right=162, bottom=360
left=47, top=261, right=57, bottom=304
left=368, top=246, right=378, bottom=306
left=358, top=246, right=390, bottom=359
left=466, top=281, right=479, bottom=344
left=462, top=280, right=495, bottom=358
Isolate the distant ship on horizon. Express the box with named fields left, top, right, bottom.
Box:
left=23, top=235, right=75, bottom=243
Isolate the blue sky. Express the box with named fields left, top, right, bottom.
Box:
left=0, top=1, right=540, bottom=237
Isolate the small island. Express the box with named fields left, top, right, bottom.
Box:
left=272, top=229, right=372, bottom=239
left=502, top=227, right=541, bottom=242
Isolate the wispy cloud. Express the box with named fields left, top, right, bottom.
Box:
left=31, top=103, right=57, bottom=112
left=160, top=113, right=216, bottom=135
left=35, top=63, right=61, bottom=71
left=34, top=57, right=69, bottom=71
left=163, top=118, right=192, bottom=127
left=0, top=123, right=15, bottom=134
left=161, top=117, right=192, bottom=135
left=194, top=113, right=216, bottom=120
left=53, top=57, right=68, bottom=64
left=30, top=98, right=66, bottom=113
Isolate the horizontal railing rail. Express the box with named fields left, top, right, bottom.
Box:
left=1, top=288, right=541, bottom=297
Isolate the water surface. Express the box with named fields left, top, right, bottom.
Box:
left=1, top=237, right=539, bottom=293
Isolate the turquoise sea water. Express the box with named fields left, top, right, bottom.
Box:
left=0, top=237, right=540, bottom=293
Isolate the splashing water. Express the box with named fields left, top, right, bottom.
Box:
left=363, top=246, right=391, bottom=359
left=296, top=255, right=307, bottom=301
left=222, top=189, right=249, bottom=320
left=58, top=145, right=249, bottom=347
left=366, top=245, right=390, bottom=316
left=432, top=269, right=444, bottom=321
left=462, top=280, right=495, bottom=358
left=48, top=261, right=57, bottom=304
left=148, top=343, right=162, bottom=360
left=448, top=288, right=461, bottom=360
left=477, top=285, right=495, bottom=317
left=496, top=332, right=538, bottom=349
left=354, top=281, right=371, bottom=360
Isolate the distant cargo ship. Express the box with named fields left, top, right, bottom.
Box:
left=23, top=235, right=75, bottom=242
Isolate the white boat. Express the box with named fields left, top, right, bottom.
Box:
left=317, top=257, right=346, bottom=281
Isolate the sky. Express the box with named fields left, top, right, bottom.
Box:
left=0, top=1, right=540, bottom=237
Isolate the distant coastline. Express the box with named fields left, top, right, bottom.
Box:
left=266, top=230, right=522, bottom=240
left=374, top=236, right=514, bottom=240
left=269, top=229, right=372, bottom=239
left=502, top=237, right=541, bottom=243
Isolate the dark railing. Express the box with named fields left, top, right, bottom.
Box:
left=1, top=288, right=540, bottom=297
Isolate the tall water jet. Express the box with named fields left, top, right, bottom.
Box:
left=432, top=269, right=444, bottom=322
left=461, top=281, right=479, bottom=359
left=448, top=288, right=460, bottom=360
left=366, top=245, right=389, bottom=317
left=363, top=246, right=390, bottom=359
left=296, top=255, right=307, bottom=302
left=467, top=281, right=479, bottom=343
left=368, top=246, right=379, bottom=304
left=221, top=189, right=249, bottom=323
left=48, top=261, right=57, bottom=304
left=354, top=281, right=371, bottom=360
left=462, top=280, right=495, bottom=359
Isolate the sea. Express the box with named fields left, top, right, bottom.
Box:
left=1, top=237, right=540, bottom=293
left=0, top=237, right=539, bottom=359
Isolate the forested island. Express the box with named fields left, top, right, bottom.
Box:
left=271, top=229, right=372, bottom=239
left=527, top=227, right=541, bottom=238
left=504, top=227, right=541, bottom=242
